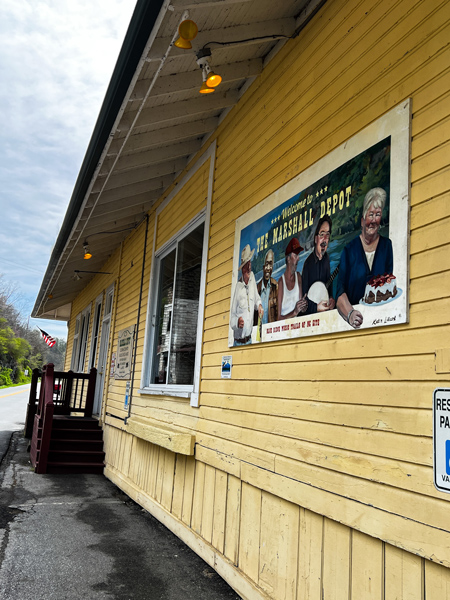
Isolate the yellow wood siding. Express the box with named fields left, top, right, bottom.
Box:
left=66, top=0, right=450, bottom=596
left=103, top=426, right=450, bottom=600
left=104, top=220, right=150, bottom=420
left=156, top=162, right=209, bottom=252
left=196, top=0, right=450, bottom=572
left=121, top=158, right=210, bottom=429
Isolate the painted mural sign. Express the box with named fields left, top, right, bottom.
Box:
left=228, top=101, right=410, bottom=347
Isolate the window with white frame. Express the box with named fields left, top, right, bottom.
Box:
left=71, top=305, right=91, bottom=372
left=145, top=219, right=205, bottom=393
left=70, top=314, right=81, bottom=370
left=88, top=294, right=103, bottom=370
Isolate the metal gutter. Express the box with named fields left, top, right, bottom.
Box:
left=32, top=0, right=165, bottom=318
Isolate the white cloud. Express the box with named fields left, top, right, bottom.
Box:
left=0, top=0, right=137, bottom=335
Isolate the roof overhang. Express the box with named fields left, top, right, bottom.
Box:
left=32, top=0, right=327, bottom=320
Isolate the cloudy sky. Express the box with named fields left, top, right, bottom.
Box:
left=0, top=0, right=138, bottom=338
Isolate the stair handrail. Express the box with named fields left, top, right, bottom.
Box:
left=85, top=367, right=97, bottom=417
left=62, top=370, right=75, bottom=413
left=35, top=363, right=55, bottom=474
left=24, top=368, right=41, bottom=438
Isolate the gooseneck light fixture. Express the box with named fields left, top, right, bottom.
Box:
left=195, top=34, right=292, bottom=95
left=81, top=225, right=137, bottom=260
left=83, top=243, right=92, bottom=260
left=196, top=48, right=222, bottom=94
left=172, top=18, right=293, bottom=98
left=199, top=80, right=215, bottom=94
left=174, top=19, right=198, bottom=49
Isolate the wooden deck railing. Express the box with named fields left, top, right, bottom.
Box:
left=27, top=364, right=97, bottom=473
left=25, top=365, right=98, bottom=436
left=52, top=368, right=97, bottom=416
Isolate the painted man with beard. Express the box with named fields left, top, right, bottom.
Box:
left=254, top=249, right=278, bottom=325
left=301, top=215, right=336, bottom=314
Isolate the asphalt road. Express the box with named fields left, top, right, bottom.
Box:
left=0, top=410, right=243, bottom=599
left=0, top=384, right=31, bottom=464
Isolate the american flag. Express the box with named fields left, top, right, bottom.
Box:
left=38, top=327, right=56, bottom=348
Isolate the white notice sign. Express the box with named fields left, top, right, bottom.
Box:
left=124, top=381, right=131, bottom=409
left=221, top=355, right=232, bottom=379
left=115, top=326, right=135, bottom=380
left=433, top=388, right=450, bottom=494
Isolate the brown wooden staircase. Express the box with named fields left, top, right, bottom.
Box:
left=46, top=416, right=105, bottom=474
left=26, top=363, right=105, bottom=474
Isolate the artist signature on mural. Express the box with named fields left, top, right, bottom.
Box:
left=372, top=313, right=402, bottom=326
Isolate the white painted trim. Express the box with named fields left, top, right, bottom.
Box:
left=99, top=281, right=116, bottom=423
left=71, top=303, right=92, bottom=372
left=140, top=142, right=217, bottom=407
left=79, top=304, right=92, bottom=372
left=104, top=283, right=115, bottom=319
left=88, top=293, right=104, bottom=371
left=155, top=207, right=206, bottom=260
left=70, top=313, right=82, bottom=370
left=143, top=214, right=206, bottom=394
left=191, top=140, right=216, bottom=407
left=138, top=386, right=191, bottom=399
left=140, top=216, right=159, bottom=388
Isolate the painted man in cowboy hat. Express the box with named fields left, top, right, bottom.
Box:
left=230, top=244, right=264, bottom=345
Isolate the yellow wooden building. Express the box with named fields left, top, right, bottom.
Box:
left=32, top=0, right=450, bottom=598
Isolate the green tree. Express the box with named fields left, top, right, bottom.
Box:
left=0, top=274, right=66, bottom=384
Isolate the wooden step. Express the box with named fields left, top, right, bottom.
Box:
left=32, top=414, right=105, bottom=474
left=48, top=449, right=105, bottom=464
left=50, top=438, right=104, bottom=452
left=52, top=416, right=101, bottom=430
left=46, top=462, right=105, bottom=474
left=50, top=428, right=103, bottom=441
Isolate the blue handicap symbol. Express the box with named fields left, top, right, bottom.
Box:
left=446, top=440, right=450, bottom=475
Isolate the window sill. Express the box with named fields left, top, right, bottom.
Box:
left=139, top=385, right=192, bottom=399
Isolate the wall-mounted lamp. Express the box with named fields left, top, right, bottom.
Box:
left=195, top=33, right=290, bottom=94
left=81, top=225, right=137, bottom=260
left=83, top=243, right=92, bottom=260
left=196, top=48, right=222, bottom=94
left=73, top=269, right=112, bottom=281
left=199, top=81, right=215, bottom=94
left=174, top=19, right=198, bottom=49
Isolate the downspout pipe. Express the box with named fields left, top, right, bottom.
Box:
left=125, top=213, right=149, bottom=423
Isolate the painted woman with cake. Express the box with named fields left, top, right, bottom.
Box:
left=336, top=187, right=396, bottom=329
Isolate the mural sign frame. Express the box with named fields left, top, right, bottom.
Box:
left=228, top=100, right=410, bottom=347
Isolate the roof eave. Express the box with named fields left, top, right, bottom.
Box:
left=32, top=0, right=166, bottom=319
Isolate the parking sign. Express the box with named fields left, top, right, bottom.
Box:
left=433, top=388, right=450, bottom=493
